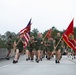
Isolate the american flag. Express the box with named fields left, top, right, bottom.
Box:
left=20, top=19, right=32, bottom=48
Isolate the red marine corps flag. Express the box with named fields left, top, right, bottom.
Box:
left=20, top=19, right=32, bottom=48
left=44, top=29, right=52, bottom=39
left=62, top=19, right=76, bottom=51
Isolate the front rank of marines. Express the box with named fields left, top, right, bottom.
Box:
left=5, top=32, right=66, bottom=64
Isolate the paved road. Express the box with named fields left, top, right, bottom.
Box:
left=0, top=55, right=76, bottom=75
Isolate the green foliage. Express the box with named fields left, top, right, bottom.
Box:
left=0, top=38, right=7, bottom=48
left=0, top=27, right=76, bottom=48
left=74, top=27, right=76, bottom=38
left=0, top=31, right=17, bottom=48
left=31, top=28, right=39, bottom=37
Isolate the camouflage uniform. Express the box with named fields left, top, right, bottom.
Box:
left=7, top=38, right=12, bottom=50
left=16, top=38, right=23, bottom=53
left=46, top=40, right=54, bottom=59
left=6, top=36, right=13, bottom=60
left=47, top=40, right=54, bottom=51
left=54, top=35, right=64, bottom=63
left=29, top=39, right=36, bottom=52
left=54, top=36, right=62, bottom=51
left=35, top=37, right=43, bottom=50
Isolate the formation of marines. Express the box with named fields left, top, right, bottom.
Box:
left=5, top=32, right=76, bottom=64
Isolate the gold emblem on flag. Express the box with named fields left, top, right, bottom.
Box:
left=68, top=33, right=74, bottom=40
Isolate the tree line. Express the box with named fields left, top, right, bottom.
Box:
left=0, top=26, right=76, bottom=48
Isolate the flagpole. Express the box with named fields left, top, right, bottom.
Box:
left=43, top=31, right=49, bottom=41
left=43, top=34, right=47, bottom=41
left=55, top=36, right=62, bottom=50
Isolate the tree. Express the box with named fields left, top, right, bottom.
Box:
left=1, top=35, right=6, bottom=40
left=5, top=31, right=11, bottom=40
left=0, top=31, right=17, bottom=48
left=31, top=28, right=39, bottom=37
left=74, top=27, right=76, bottom=38
left=0, top=35, right=7, bottom=48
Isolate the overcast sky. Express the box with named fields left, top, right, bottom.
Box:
left=0, top=0, right=76, bottom=35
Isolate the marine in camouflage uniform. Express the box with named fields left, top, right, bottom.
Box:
left=43, top=41, right=48, bottom=58
left=25, top=41, right=30, bottom=61
left=29, top=36, right=36, bottom=61
left=54, top=33, right=63, bottom=63
left=16, top=38, right=23, bottom=53
left=13, top=34, right=24, bottom=63
left=35, top=33, right=43, bottom=63
left=46, top=38, right=54, bottom=60
left=35, top=37, right=43, bottom=50
left=6, top=35, right=13, bottom=60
